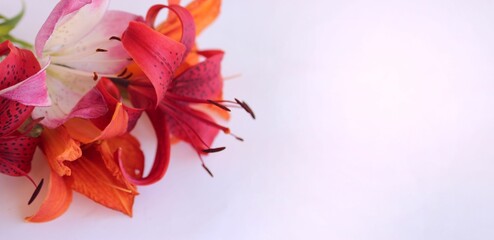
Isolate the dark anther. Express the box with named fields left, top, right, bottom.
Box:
left=117, top=68, right=128, bottom=77
left=202, top=164, right=214, bottom=178
left=96, top=48, right=108, bottom=52
left=93, top=72, right=98, bottom=81
left=235, top=98, right=256, bottom=119
left=207, top=100, right=231, bottom=112
left=122, top=72, right=133, bottom=80
left=28, top=178, right=44, bottom=205
left=109, top=36, right=121, bottom=41
left=234, top=136, right=244, bottom=142
left=202, top=147, right=226, bottom=153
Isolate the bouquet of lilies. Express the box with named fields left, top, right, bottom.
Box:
left=0, top=0, right=253, bottom=222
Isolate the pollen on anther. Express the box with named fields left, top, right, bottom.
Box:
left=93, top=72, right=99, bottom=81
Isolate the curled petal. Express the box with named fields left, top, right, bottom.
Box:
left=35, top=0, right=110, bottom=57
left=26, top=170, right=72, bottom=223
left=93, top=78, right=142, bottom=133
left=157, top=0, right=221, bottom=40
left=39, top=126, right=81, bottom=176
left=64, top=102, right=128, bottom=144
left=122, top=21, right=186, bottom=106
left=118, top=109, right=170, bottom=185
left=146, top=4, right=196, bottom=56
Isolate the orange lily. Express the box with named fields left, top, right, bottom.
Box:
left=27, top=101, right=144, bottom=222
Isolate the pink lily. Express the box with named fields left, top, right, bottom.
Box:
left=0, top=40, right=48, bottom=204
left=31, top=0, right=142, bottom=128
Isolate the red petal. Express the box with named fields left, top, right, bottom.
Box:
left=0, top=135, right=39, bottom=176
left=121, top=21, right=186, bottom=107
left=163, top=102, right=220, bottom=152
left=118, top=108, right=170, bottom=185
left=93, top=78, right=143, bottom=132
left=146, top=4, right=196, bottom=56
left=170, top=50, right=224, bottom=100
left=0, top=41, right=43, bottom=135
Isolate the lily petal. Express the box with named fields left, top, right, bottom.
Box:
left=64, top=102, right=128, bottom=144
left=93, top=78, right=142, bottom=133
left=157, top=0, right=221, bottom=40
left=0, top=63, right=50, bottom=107
left=170, top=50, right=224, bottom=99
left=39, top=126, right=81, bottom=176
left=25, top=170, right=72, bottom=223
left=0, top=136, right=39, bottom=176
left=51, top=10, right=141, bottom=74
left=118, top=109, right=170, bottom=186
left=121, top=21, right=186, bottom=106
left=164, top=103, right=220, bottom=151
left=146, top=4, right=196, bottom=56
left=32, top=71, right=108, bottom=128
left=35, top=0, right=110, bottom=57
left=66, top=143, right=138, bottom=216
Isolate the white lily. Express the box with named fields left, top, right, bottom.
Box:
left=32, top=0, right=140, bottom=128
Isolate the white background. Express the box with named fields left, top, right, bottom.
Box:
left=2, top=0, right=494, bottom=239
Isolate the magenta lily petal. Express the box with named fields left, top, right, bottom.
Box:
left=0, top=136, right=39, bottom=177
left=170, top=50, right=224, bottom=100
left=0, top=41, right=45, bottom=135
left=0, top=63, right=50, bottom=107
left=33, top=86, right=107, bottom=128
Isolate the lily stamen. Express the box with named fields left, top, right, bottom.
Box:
left=1, top=161, right=44, bottom=205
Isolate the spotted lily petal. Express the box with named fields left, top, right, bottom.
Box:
left=121, top=21, right=186, bottom=107
left=169, top=50, right=224, bottom=99
left=0, top=41, right=47, bottom=135
left=146, top=4, right=196, bottom=56
left=0, top=136, right=39, bottom=177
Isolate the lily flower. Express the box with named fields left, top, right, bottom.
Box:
left=31, top=0, right=142, bottom=128
left=0, top=40, right=48, bottom=204
left=110, top=1, right=253, bottom=185
left=27, top=112, right=145, bottom=222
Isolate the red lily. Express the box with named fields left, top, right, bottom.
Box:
left=111, top=2, right=253, bottom=185
left=0, top=40, right=48, bottom=204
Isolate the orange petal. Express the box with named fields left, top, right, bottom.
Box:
left=39, top=126, right=82, bottom=176
left=65, top=103, right=129, bottom=144
left=25, top=170, right=73, bottom=223
left=105, top=134, right=145, bottom=181
left=157, top=0, right=222, bottom=40
left=66, top=142, right=138, bottom=216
